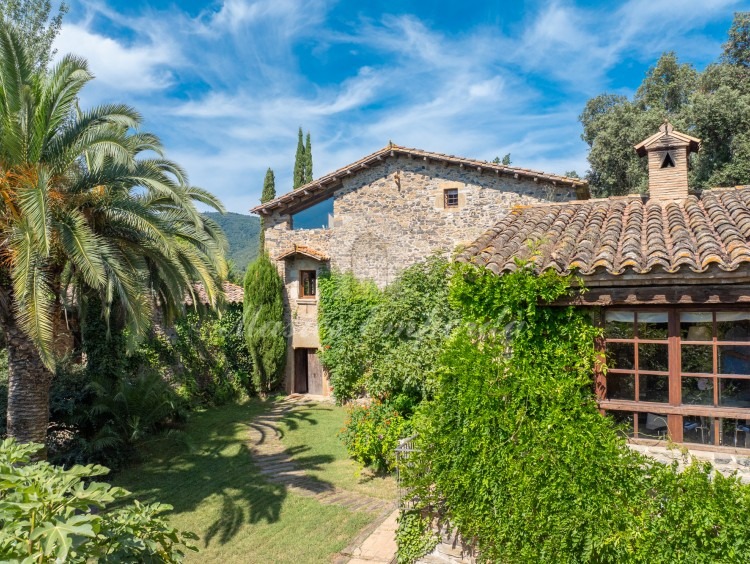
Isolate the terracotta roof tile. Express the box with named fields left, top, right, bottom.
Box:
left=185, top=282, right=244, bottom=306
left=275, top=245, right=329, bottom=261
left=459, top=187, right=750, bottom=277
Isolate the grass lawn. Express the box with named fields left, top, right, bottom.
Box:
left=277, top=402, right=397, bottom=500
left=114, top=398, right=384, bottom=563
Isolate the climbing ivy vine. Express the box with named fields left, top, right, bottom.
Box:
left=398, top=262, right=750, bottom=563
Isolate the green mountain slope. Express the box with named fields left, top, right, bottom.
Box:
left=203, top=212, right=260, bottom=274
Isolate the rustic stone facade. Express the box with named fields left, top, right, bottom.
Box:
left=259, top=153, right=583, bottom=394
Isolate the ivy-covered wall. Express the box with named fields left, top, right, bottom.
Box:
left=398, top=264, right=750, bottom=563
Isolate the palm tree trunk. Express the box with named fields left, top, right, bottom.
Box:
left=5, top=317, right=53, bottom=453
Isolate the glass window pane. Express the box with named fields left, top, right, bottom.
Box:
left=605, top=311, right=635, bottom=338
left=638, top=312, right=668, bottom=339
left=681, top=345, right=713, bottom=374
left=606, top=373, right=635, bottom=400
left=719, top=345, right=750, bottom=375
left=719, top=378, right=750, bottom=407
left=682, top=376, right=714, bottom=405
left=683, top=415, right=713, bottom=445
left=680, top=311, right=713, bottom=341
left=639, top=343, right=668, bottom=372
left=607, top=411, right=634, bottom=438
left=639, top=374, right=669, bottom=403
left=606, top=343, right=634, bottom=370
left=638, top=412, right=668, bottom=439
left=720, top=418, right=750, bottom=448
left=717, top=313, right=750, bottom=341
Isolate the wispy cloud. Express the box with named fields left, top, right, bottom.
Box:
left=56, top=0, right=743, bottom=213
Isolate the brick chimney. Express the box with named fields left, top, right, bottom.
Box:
left=634, top=121, right=700, bottom=200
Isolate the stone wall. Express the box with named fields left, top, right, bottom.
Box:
left=263, top=156, right=581, bottom=394
left=628, top=443, right=750, bottom=482
left=264, top=156, right=578, bottom=287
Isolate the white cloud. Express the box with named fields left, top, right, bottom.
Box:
left=55, top=23, right=178, bottom=92
left=55, top=0, right=743, bottom=213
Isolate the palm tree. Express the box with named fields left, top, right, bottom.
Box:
left=0, top=26, right=227, bottom=449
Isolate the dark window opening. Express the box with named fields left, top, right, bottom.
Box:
left=661, top=152, right=676, bottom=168
left=444, top=188, right=459, bottom=208
left=299, top=270, right=317, bottom=298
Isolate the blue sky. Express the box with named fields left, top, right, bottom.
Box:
left=55, top=1, right=748, bottom=214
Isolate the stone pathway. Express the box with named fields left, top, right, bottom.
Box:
left=335, top=509, right=399, bottom=564
left=247, top=395, right=396, bottom=517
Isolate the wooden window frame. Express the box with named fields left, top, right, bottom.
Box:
left=299, top=270, right=317, bottom=298
left=600, top=307, right=750, bottom=449
left=444, top=188, right=459, bottom=208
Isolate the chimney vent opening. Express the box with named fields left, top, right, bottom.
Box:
left=661, top=152, right=676, bottom=169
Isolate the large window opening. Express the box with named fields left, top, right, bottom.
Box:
left=601, top=309, right=750, bottom=448
left=291, top=196, right=334, bottom=230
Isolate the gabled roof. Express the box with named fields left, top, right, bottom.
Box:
left=251, top=144, right=589, bottom=215
left=634, top=121, right=700, bottom=157
left=275, top=245, right=329, bottom=262
left=458, top=186, right=750, bottom=278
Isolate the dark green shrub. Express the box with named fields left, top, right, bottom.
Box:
left=399, top=263, right=750, bottom=563
left=243, top=253, right=287, bottom=395
left=169, top=305, right=252, bottom=403
left=361, top=256, right=458, bottom=404
left=0, top=438, right=197, bottom=562
left=339, top=401, right=411, bottom=473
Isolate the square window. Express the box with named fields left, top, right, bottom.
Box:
left=299, top=270, right=317, bottom=298
left=605, top=373, right=635, bottom=400
left=444, top=188, right=459, bottom=208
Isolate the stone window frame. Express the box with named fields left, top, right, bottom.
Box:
left=443, top=188, right=459, bottom=208
left=299, top=270, right=317, bottom=299
left=599, top=307, right=750, bottom=452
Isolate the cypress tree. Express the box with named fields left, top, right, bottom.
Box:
left=261, top=168, right=276, bottom=203
left=293, top=127, right=305, bottom=189
left=304, top=131, right=313, bottom=183
left=259, top=168, right=275, bottom=250
left=243, top=253, right=287, bottom=396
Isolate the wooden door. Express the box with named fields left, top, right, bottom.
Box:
left=307, top=349, right=323, bottom=395
left=294, top=348, right=308, bottom=393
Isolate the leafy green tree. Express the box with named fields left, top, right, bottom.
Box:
left=0, top=27, right=227, bottom=449
left=0, top=438, right=197, bottom=562
left=304, top=131, right=313, bottom=183
left=723, top=12, right=750, bottom=67
left=0, top=0, right=67, bottom=70
left=243, top=254, right=286, bottom=395
left=580, top=15, right=750, bottom=196
left=293, top=127, right=306, bottom=189
left=259, top=168, right=275, bottom=250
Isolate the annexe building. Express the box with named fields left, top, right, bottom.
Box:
left=461, top=122, right=750, bottom=470
left=252, top=144, right=588, bottom=396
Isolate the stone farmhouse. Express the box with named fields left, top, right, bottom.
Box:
left=461, top=121, right=750, bottom=472
left=251, top=145, right=588, bottom=396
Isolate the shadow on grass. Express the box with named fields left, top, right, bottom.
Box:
left=114, top=399, right=338, bottom=548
